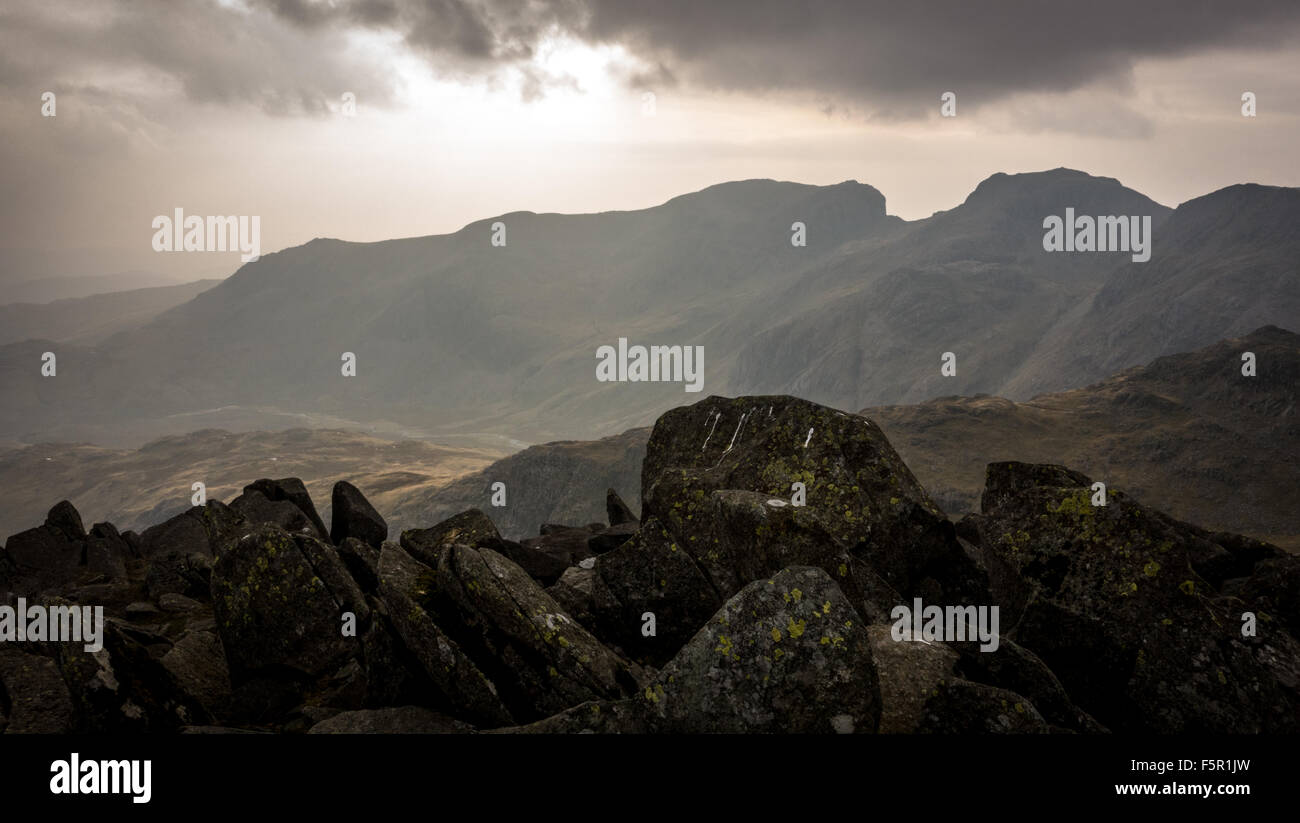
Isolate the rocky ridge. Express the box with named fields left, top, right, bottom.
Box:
left=1, top=394, right=1295, bottom=734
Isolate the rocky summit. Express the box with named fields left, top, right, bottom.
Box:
left=0, top=394, right=1295, bottom=734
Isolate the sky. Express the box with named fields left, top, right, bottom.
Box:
left=1, top=0, right=1298, bottom=283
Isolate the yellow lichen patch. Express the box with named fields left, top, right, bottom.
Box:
left=773, top=648, right=784, bottom=660
left=770, top=627, right=782, bottom=643
left=837, top=563, right=848, bottom=577
left=1179, top=580, right=1197, bottom=595
left=791, top=589, right=803, bottom=603
left=715, top=634, right=733, bottom=657
left=1143, top=560, right=1160, bottom=578
left=787, top=618, right=806, bottom=639
left=822, top=601, right=832, bottom=615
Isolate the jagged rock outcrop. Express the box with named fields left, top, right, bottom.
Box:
left=961, top=461, right=1300, bottom=733
left=588, top=395, right=978, bottom=665
left=2, top=400, right=1296, bottom=736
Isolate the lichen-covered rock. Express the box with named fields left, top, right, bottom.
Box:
left=640, top=395, right=988, bottom=603
left=589, top=516, right=723, bottom=664
left=210, top=524, right=354, bottom=686
left=590, top=494, right=899, bottom=666
left=375, top=542, right=513, bottom=727
left=418, top=543, right=637, bottom=722
left=967, top=461, right=1300, bottom=733
left=400, top=508, right=500, bottom=566
left=330, top=481, right=387, bottom=548
left=641, top=566, right=880, bottom=733
left=0, top=648, right=75, bottom=733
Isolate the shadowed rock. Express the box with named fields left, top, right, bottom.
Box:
left=243, top=478, right=329, bottom=539
left=416, top=542, right=637, bottom=722
left=375, top=542, right=514, bottom=727
left=606, top=488, right=638, bottom=526
left=330, top=481, right=387, bottom=548
left=642, top=566, right=879, bottom=733
left=965, top=461, right=1300, bottom=733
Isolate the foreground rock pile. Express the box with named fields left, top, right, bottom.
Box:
left=1, top=395, right=1296, bottom=733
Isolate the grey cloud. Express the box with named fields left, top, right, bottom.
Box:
left=575, top=0, right=1300, bottom=116
left=7, top=1, right=1299, bottom=117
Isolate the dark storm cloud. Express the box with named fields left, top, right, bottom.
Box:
left=5, top=1, right=1297, bottom=116
left=572, top=0, right=1300, bottom=114
left=254, top=0, right=1300, bottom=114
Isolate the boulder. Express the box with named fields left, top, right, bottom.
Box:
left=642, top=566, right=880, bottom=733
left=243, top=478, right=329, bottom=538
left=417, top=542, right=637, bottom=722
left=45, top=500, right=86, bottom=542
left=160, top=630, right=231, bottom=719
left=375, top=542, right=514, bottom=727
left=331, top=481, right=387, bottom=548
left=210, top=524, right=355, bottom=686
left=966, top=461, right=1300, bottom=733
left=640, top=395, right=989, bottom=604
left=400, top=508, right=500, bottom=567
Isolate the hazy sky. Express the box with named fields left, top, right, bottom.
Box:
left=2, top=0, right=1298, bottom=282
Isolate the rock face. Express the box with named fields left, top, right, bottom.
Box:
left=962, top=461, right=1300, bottom=733
left=1, top=398, right=1297, bottom=736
